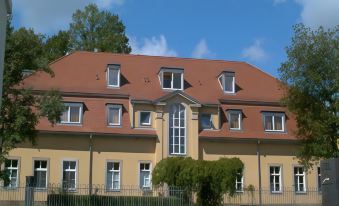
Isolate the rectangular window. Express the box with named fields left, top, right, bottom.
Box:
left=4, top=159, right=19, bottom=188
left=62, top=161, right=77, bottom=191
left=34, top=160, right=48, bottom=189
left=219, top=72, right=235, bottom=93
left=317, top=167, right=321, bottom=192
left=139, top=162, right=151, bottom=189
left=270, top=166, right=282, bottom=193
left=200, top=113, right=212, bottom=129
left=107, top=64, right=120, bottom=87
left=60, top=103, right=82, bottom=124
left=169, top=104, right=186, bottom=155
left=107, top=104, right=122, bottom=126
left=263, top=112, right=285, bottom=132
left=229, top=110, right=242, bottom=130
left=294, top=166, right=306, bottom=193
left=140, top=111, right=151, bottom=126
left=161, top=71, right=183, bottom=90
left=106, top=162, right=121, bottom=191
left=235, top=173, right=244, bottom=192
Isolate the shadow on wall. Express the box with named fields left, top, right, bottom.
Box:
left=200, top=141, right=299, bottom=157
left=18, top=135, right=156, bottom=153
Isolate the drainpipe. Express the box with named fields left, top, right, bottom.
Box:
left=89, top=134, right=93, bottom=195
left=257, top=139, right=262, bottom=206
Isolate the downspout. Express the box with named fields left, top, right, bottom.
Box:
left=89, top=134, right=93, bottom=195
left=257, top=139, right=262, bottom=206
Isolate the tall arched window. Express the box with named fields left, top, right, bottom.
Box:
left=169, top=104, right=186, bottom=155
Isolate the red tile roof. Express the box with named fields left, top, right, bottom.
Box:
left=21, top=51, right=296, bottom=140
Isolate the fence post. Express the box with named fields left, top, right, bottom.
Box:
left=25, top=176, right=34, bottom=206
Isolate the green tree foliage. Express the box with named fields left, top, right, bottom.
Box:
left=279, top=24, right=339, bottom=168
left=152, top=157, right=244, bottom=206
left=69, top=4, right=131, bottom=53
left=44, top=30, right=71, bottom=62
left=0, top=22, right=64, bottom=172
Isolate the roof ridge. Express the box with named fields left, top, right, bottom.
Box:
left=74, top=50, right=246, bottom=64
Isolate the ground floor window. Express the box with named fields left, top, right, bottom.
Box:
left=106, top=161, right=121, bottom=191
left=235, top=173, right=244, bottom=192
left=270, top=166, right=282, bottom=192
left=294, top=166, right=306, bottom=193
left=62, top=160, right=77, bottom=190
left=34, top=160, right=48, bottom=188
left=317, top=167, right=321, bottom=192
left=4, top=159, right=19, bottom=188
left=139, top=162, right=151, bottom=189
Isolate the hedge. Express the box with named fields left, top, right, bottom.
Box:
left=47, top=194, right=186, bottom=206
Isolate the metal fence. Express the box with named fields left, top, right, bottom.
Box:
left=0, top=184, right=192, bottom=206
left=223, top=187, right=322, bottom=206
left=0, top=185, right=323, bottom=206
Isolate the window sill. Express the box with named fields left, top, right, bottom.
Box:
left=169, top=153, right=187, bottom=157
left=229, top=128, right=242, bottom=132
left=270, top=191, right=283, bottom=194
left=105, top=189, right=121, bottom=192
left=58, top=123, right=83, bottom=126
left=295, top=191, right=307, bottom=195
left=107, top=85, right=120, bottom=89
left=162, top=88, right=183, bottom=91
left=107, top=125, right=122, bottom=128
left=264, top=130, right=287, bottom=134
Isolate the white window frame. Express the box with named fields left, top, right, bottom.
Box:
left=228, top=110, right=242, bottom=130
left=139, top=111, right=151, bottom=126
left=218, top=72, right=235, bottom=94
left=263, top=112, right=285, bottom=132
left=294, top=166, right=306, bottom=193
left=169, top=104, right=186, bottom=155
left=106, top=161, right=121, bottom=191
left=200, top=113, right=213, bottom=130
left=4, top=159, right=19, bottom=188
left=60, top=102, right=83, bottom=124
left=107, top=64, right=121, bottom=88
left=160, top=69, right=184, bottom=90
left=269, top=166, right=282, bottom=193
left=33, top=159, right=48, bottom=189
left=107, top=104, right=122, bottom=126
left=139, top=162, right=152, bottom=189
left=235, top=174, right=244, bottom=192
left=62, top=160, right=77, bottom=191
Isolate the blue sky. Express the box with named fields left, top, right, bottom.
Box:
left=12, top=0, right=339, bottom=77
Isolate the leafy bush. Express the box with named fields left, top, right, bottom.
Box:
left=47, top=194, right=184, bottom=206
left=152, top=157, right=244, bottom=206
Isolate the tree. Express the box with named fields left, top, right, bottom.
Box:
left=69, top=4, right=131, bottom=53
left=44, top=30, right=70, bottom=63
left=0, top=22, right=64, bottom=181
left=279, top=24, right=339, bottom=168
left=152, top=157, right=244, bottom=206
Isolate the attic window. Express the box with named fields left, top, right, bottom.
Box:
left=107, top=64, right=120, bottom=88
left=159, top=68, right=184, bottom=90
left=219, top=72, right=235, bottom=93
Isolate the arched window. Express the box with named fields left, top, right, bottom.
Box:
left=169, top=104, right=186, bottom=155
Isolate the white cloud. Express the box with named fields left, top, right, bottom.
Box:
left=296, top=0, right=339, bottom=29
left=130, top=35, right=177, bottom=57
left=242, top=39, right=268, bottom=62
left=13, top=0, right=125, bottom=34
left=191, top=39, right=212, bottom=59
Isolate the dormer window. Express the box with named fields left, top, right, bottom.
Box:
left=159, top=68, right=184, bottom=90
left=107, top=64, right=120, bottom=88
left=219, top=72, right=235, bottom=93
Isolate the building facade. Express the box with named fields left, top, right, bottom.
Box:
left=8, top=51, right=320, bottom=194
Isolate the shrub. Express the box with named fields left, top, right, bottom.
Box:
left=152, top=157, right=244, bottom=206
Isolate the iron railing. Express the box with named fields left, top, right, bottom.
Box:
left=0, top=184, right=192, bottom=206
left=223, top=187, right=322, bottom=206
